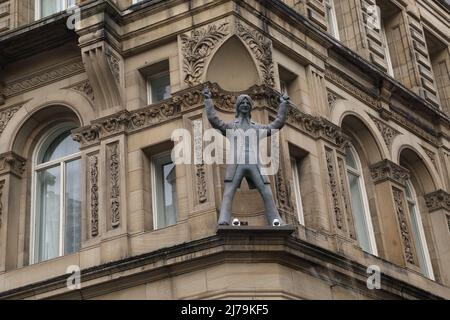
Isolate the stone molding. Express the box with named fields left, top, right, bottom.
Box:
left=0, top=151, right=26, bottom=177
left=424, top=189, right=450, bottom=213
left=370, top=159, right=410, bottom=186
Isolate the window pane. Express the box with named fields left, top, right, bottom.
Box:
left=64, top=159, right=82, bottom=255
left=35, top=166, right=61, bottom=262
left=345, top=148, right=358, bottom=170
left=154, top=156, right=178, bottom=229
left=150, top=73, right=171, bottom=104
left=40, top=0, right=63, bottom=18
left=348, top=172, right=371, bottom=253
left=41, top=131, right=79, bottom=164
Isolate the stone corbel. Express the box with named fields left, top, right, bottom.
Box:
left=424, top=190, right=450, bottom=213
left=79, top=32, right=125, bottom=116
left=0, top=152, right=26, bottom=178
left=370, top=159, right=410, bottom=187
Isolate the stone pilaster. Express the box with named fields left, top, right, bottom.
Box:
left=369, top=159, right=418, bottom=268
left=424, top=189, right=450, bottom=286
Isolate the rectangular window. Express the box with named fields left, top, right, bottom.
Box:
left=141, top=60, right=171, bottom=105
left=151, top=152, right=178, bottom=229
left=380, top=18, right=395, bottom=77
left=147, top=72, right=171, bottom=105
left=325, top=0, right=340, bottom=40
left=35, top=0, right=75, bottom=20
left=291, top=157, right=305, bottom=226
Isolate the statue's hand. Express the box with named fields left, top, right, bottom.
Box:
left=203, top=86, right=212, bottom=100
left=280, top=93, right=290, bottom=103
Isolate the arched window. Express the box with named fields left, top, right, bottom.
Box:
left=405, top=179, right=434, bottom=280
left=345, top=145, right=378, bottom=255
left=31, top=123, right=82, bottom=264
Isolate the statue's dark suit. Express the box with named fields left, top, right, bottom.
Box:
left=204, top=90, right=290, bottom=226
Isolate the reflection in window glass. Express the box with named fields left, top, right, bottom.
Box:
left=153, top=153, right=178, bottom=229
left=345, top=145, right=377, bottom=255
left=405, top=180, right=434, bottom=280
left=148, top=72, right=171, bottom=104
left=32, top=125, right=81, bottom=264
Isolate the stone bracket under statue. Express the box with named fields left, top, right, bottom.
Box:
left=203, top=86, right=292, bottom=227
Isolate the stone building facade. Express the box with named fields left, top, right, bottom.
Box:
left=0, top=0, right=449, bottom=299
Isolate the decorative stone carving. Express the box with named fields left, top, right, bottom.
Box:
left=389, top=105, right=438, bottom=146
left=447, top=215, right=450, bottom=232
left=71, top=80, right=95, bottom=101
left=0, top=104, right=21, bottom=135
left=0, top=180, right=4, bottom=227
left=325, top=68, right=379, bottom=109
left=193, top=120, right=207, bottom=204
left=236, top=22, right=275, bottom=87
left=181, top=23, right=229, bottom=86
left=275, top=167, right=290, bottom=209
left=424, top=190, right=450, bottom=213
left=369, top=114, right=401, bottom=150
left=72, top=125, right=101, bottom=148
left=325, top=148, right=344, bottom=230
left=327, top=90, right=342, bottom=109
left=106, top=49, right=121, bottom=83
left=392, top=187, right=415, bottom=265
left=108, top=143, right=120, bottom=228
left=370, top=159, right=410, bottom=186
left=421, top=146, right=438, bottom=171
left=0, top=152, right=26, bottom=177
left=3, top=59, right=84, bottom=98
left=89, top=155, right=99, bottom=236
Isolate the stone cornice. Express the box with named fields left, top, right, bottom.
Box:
left=2, top=58, right=84, bottom=98
left=72, top=82, right=349, bottom=149
left=0, top=226, right=446, bottom=300
left=370, top=159, right=410, bottom=186
left=424, top=189, right=450, bottom=213
left=0, top=151, right=26, bottom=177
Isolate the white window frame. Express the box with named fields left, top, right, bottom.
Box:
left=30, top=123, right=81, bottom=264
left=346, top=145, right=378, bottom=256
left=35, top=0, right=76, bottom=21
left=405, top=180, right=435, bottom=280
left=379, top=18, right=395, bottom=77
left=291, top=157, right=305, bottom=226
left=325, top=0, right=340, bottom=40
left=151, top=151, right=178, bottom=230
left=147, top=71, right=171, bottom=105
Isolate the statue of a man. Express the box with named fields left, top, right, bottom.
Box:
left=203, top=86, right=290, bottom=226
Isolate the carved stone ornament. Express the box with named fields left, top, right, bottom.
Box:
left=0, top=152, right=26, bottom=177
left=392, top=187, right=415, bottom=265
left=3, top=59, right=85, bottom=98
left=193, top=120, right=207, bottom=203
left=0, top=105, right=21, bottom=136
left=89, top=155, right=99, bottom=236
left=325, top=68, right=379, bottom=109
left=71, top=80, right=95, bottom=101
left=108, top=143, right=120, bottom=228
left=325, top=148, right=344, bottom=230
left=370, top=159, right=410, bottom=186
left=181, top=23, right=230, bottom=86
left=236, top=22, right=275, bottom=87
left=369, top=114, right=401, bottom=150
left=424, top=189, right=450, bottom=213
left=0, top=180, right=4, bottom=227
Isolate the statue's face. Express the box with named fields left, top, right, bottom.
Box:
left=238, top=98, right=251, bottom=115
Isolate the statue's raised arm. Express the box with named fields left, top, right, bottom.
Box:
left=262, top=93, right=290, bottom=132
left=204, top=86, right=230, bottom=136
